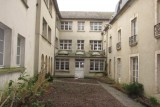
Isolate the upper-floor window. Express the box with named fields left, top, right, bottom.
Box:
left=78, top=22, right=85, bottom=31
left=0, top=28, right=4, bottom=66
left=77, top=40, right=84, bottom=50
left=90, top=22, right=102, bottom=31
left=90, top=40, right=102, bottom=51
left=48, top=26, right=51, bottom=42
left=61, top=21, right=72, bottom=31
left=131, top=18, right=137, bottom=36
left=60, top=40, right=72, bottom=50
left=118, top=29, right=121, bottom=42
left=44, top=0, right=52, bottom=16
left=42, top=18, right=47, bottom=38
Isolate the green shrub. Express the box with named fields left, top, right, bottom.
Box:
left=45, top=73, right=54, bottom=82
left=123, top=82, right=144, bottom=98
left=149, top=97, right=159, bottom=105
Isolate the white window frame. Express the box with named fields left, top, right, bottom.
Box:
left=16, top=37, right=21, bottom=66
left=60, top=40, right=72, bottom=50
left=77, top=40, right=84, bottom=50
left=129, top=54, right=139, bottom=83
left=118, top=29, right=121, bottom=42
left=78, top=22, right=85, bottom=31
left=131, top=18, right=137, bottom=36
left=56, top=59, right=69, bottom=71
left=155, top=50, right=160, bottom=93
left=90, top=59, right=104, bottom=71
left=42, top=18, right=47, bottom=38
left=61, top=21, right=72, bottom=31
left=0, top=28, right=4, bottom=67
left=90, top=40, right=102, bottom=51
left=90, top=22, right=102, bottom=31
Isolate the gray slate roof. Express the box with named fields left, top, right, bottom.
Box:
left=60, top=11, right=114, bottom=20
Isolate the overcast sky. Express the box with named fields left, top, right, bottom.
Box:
left=57, top=0, right=119, bottom=12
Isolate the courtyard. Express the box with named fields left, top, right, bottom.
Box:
left=38, top=78, right=144, bottom=107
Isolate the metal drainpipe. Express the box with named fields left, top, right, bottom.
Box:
left=114, top=57, right=116, bottom=80
left=53, top=17, right=57, bottom=77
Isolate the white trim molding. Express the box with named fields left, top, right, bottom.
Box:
left=155, top=50, right=160, bottom=93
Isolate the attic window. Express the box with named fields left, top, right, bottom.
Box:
left=91, top=52, right=100, bottom=56
left=76, top=51, right=84, bottom=55
left=58, top=50, right=69, bottom=55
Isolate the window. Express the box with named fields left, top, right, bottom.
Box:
left=130, top=56, right=138, bottom=82
left=90, top=22, right=102, bottom=31
left=78, top=22, right=85, bottom=31
left=131, top=18, right=137, bottom=36
left=109, top=59, right=111, bottom=75
left=16, top=37, right=21, bottom=65
left=90, top=59, right=104, bottom=71
left=0, top=28, right=4, bottom=66
left=61, top=21, right=72, bottom=30
left=77, top=40, right=84, bottom=50
left=118, top=30, right=121, bottom=42
left=56, top=59, right=69, bottom=71
left=60, top=40, right=72, bottom=50
left=42, top=18, right=47, bottom=38
left=48, top=26, right=51, bottom=42
left=49, top=0, right=52, bottom=15
left=16, top=35, right=25, bottom=67
left=90, top=40, right=102, bottom=50
left=0, top=22, right=12, bottom=68
left=44, top=0, right=49, bottom=7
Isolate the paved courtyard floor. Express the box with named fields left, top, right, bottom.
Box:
left=39, top=78, right=144, bottom=107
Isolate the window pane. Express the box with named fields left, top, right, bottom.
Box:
left=16, top=56, right=20, bottom=65
left=0, top=28, right=4, bottom=40
left=17, top=47, right=20, bottom=55
left=0, top=53, right=3, bottom=65
left=0, top=41, right=4, bottom=53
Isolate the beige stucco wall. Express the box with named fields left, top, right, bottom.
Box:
left=107, top=0, right=160, bottom=96
left=0, top=0, right=37, bottom=88
left=55, top=19, right=107, bottom=77
left=59, top=20, right=106, bottom=52
left=35, top=0, right=57, bottom=75
left=55, top=57, right=104, bottom=77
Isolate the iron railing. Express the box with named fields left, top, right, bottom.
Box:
left=129, top=35, right=137, bottom=46
left=116, top=42, right=121, bottom=50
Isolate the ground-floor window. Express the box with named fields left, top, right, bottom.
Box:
left=130, top=56, right=138, bottom=82
left=56, top=59, right=69, bottom=71
left=90, top=59, right=104, bottom=71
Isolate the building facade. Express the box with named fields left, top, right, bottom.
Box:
left=0, top=0, right=37, bottom=89
left=105, top=0, right=160, bottom=97
left=55, top=11, right=113, bottom=78
left=0, top=0, right=59, bottom=89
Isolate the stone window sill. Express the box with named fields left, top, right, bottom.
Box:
left=0, top=67, right=25, bottom=75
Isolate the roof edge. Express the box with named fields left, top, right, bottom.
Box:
left=110, top=0, right=135, bottom=24
left=52, top=0, right=61, bottom=18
